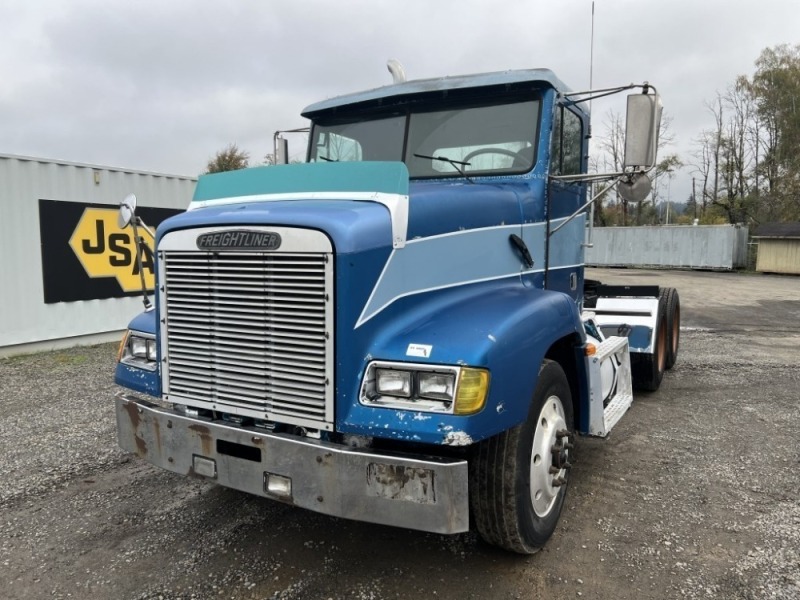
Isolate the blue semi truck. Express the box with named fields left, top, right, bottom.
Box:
left=114, top=66, right=679, bottom=554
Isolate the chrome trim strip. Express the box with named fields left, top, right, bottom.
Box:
left=159, top=225, right=333, bottom=253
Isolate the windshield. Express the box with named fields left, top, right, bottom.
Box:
left=309, top=99, right=540, bottom=178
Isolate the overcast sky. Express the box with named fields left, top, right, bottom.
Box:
left=1, top=0, right=797, bottom=202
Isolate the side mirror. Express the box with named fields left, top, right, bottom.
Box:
left=624, top=92, right=662, bottom=170
left=118, top=193, right=137, bottom=229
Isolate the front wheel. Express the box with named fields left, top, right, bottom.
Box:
left=470, top=360, right=574, bottom=554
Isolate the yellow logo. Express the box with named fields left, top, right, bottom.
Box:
left=68, top=208, right=156, bottom=292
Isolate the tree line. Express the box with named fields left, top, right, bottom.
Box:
left=595, top=43, right=800, bottom=227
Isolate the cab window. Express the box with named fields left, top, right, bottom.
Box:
left=550, top=106, right=583, bottom=176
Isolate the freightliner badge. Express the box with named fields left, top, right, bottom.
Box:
left=196, top=230, right=282, bottom=251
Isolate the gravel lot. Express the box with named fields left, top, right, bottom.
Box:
left=1, top=268, right=798, bottom=600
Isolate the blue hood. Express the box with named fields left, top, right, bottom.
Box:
left=157, top=198, right=392, bottom=255
left=158, top=161, right=413, bottom=254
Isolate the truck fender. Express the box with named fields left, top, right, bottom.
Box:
left=339, top=280, right=587, bottom=445
left=114, top=308, right=161, bottom=396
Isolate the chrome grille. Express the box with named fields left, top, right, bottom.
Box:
left=159, top=227, right=333, bottom=430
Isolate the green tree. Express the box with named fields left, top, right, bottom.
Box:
left=750, top=44, right=800, bottom=220
left=692, top=46, right=800, bottom=225
left=205, top=143, right=250, bottom=174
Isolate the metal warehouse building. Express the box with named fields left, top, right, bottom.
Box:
left=0, top=153, right=196, bottom=357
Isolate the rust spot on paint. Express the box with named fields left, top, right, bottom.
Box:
left=122, top=400, right=141, bottom=429
left=188, top=424, right=213, bottom=456
left=153, top=418, right=162, bottom=454
left=134, top=434, right=147, bottom=457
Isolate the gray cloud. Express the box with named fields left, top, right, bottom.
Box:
left=1, top=0, right=796, bottom=197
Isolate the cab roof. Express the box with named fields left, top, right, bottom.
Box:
left=302, top=68, right=571, bottom=118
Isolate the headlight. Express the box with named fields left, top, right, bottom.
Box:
left=130, top=336, right=148, bottom=358
left=360, top=361, right=488, bottom=415
left=418, top=372, right=455, bottom=401
left=375, top=368, right=412, bottom=397
left=146, top=339, right=158, bottom=361
left=119, top=330, right=158, bottom=371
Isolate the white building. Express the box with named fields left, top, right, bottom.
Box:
left=0, top=153, right=196, bottom=357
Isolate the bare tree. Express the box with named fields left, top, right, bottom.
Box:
left=690, top=130, right=714, bottom=218
left=593, top=109, right=680, bottom=225
left=694, top=44, right=800, bottom=223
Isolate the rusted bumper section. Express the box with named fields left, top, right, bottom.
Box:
left=115, top=392, right=469, bottom=534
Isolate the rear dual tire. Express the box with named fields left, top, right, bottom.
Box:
left=661, top=287, right=680, bottom=370
left=631, top=286, right=680, bottom=391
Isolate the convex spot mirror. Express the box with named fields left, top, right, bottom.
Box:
left=118, top=193, right=137, bottom=229
left=624, top=92, right=662, bottom=171
left=617, top=172, right=652, bottom=204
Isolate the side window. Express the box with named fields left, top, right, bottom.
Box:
left=562, top=109, right=583, bottom=175
left=550, top=107, right=563, bottom=175
left=550, top=106, right=583, bottom=176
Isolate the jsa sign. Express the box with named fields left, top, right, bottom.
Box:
left=38, top=199, right=181, bottom=304
left=69, top=208, right=155, bottom=292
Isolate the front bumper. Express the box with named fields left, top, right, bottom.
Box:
left=116, top=393, right=469, bottom=534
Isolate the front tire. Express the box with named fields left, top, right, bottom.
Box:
left=470, top=360, right=574, bottom=554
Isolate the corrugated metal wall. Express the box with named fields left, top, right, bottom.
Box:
left=756, top=239, right=800, bottom=274
left=0, top=154, right=195, bottom=355
left=585, top=225, right=749, bottom=270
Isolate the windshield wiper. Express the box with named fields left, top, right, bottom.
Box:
left=413, top=153, right=473, bottom=183
left=318, top=155, right=338, bottom=162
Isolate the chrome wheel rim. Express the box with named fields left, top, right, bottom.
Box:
left=529, top=394, right=568, bottom=518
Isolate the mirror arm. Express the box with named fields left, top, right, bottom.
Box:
left=135, top=217, right=155, bottom=239
left=128, top=217, right=152, bottom=310
left=551, top=170, right=627, bottom=183
left=549, top=178, right=619, bottom=237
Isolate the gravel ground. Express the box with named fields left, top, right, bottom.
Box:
left=0, top=268, right=798, bottom=600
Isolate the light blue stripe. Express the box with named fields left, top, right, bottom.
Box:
left=547, top=214, right=586, bottom=267
left=356, top=218, right=584, bottom=327
left=358, top=224, right=533, bottom=326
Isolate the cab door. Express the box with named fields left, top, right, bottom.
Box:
left=545, top=103, right=588, bottom=303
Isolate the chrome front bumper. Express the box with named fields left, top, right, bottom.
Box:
left=115, top=393, right=469, bottom=534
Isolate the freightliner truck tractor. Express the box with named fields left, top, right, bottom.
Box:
left=114, top=64, right=679, bottom=554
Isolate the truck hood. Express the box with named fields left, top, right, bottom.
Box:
left=158, top=161, right=413, bottom=253
left=156, top=197, right=393, bottom=255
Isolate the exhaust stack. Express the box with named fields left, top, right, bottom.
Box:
left=387, top=59, right=406, bottom=84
